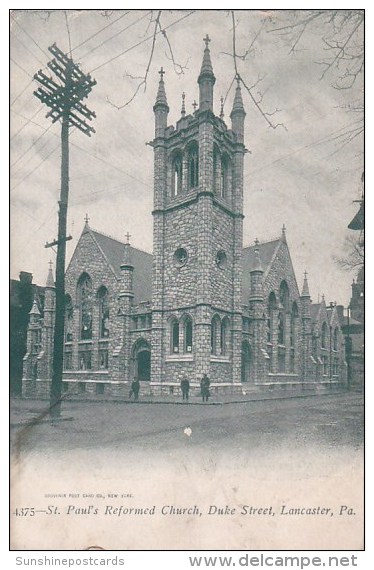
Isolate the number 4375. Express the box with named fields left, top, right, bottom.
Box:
left=13, top=508, right=35, bottom=516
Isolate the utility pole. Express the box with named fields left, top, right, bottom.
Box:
left=34, top=43, right=96, bottom=418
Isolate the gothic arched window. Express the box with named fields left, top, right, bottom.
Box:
left=188, top=143, right=199, bottom=189
left=171, top=318, right=180, bottom=353
left=65, top=294, right=73, bottom=342
left=78, top=273, right=93, bottom=340
left=97, top=286, right=109, bottom=338
left=221, top=317, right=230, bottom=355
left=211, top=315, right=221, bottom=355
left=213, top=145, right=220, bottom=195
left=221, top=155, right=230, bottom=198
left=279, top=281, right=290, bottom=312
left=333, top=327, right=339, bottom=351
left=290, top=302, right=299, bottom=347
left=278, top=312, right=285, bottom=345
left=321, top=322, right=328, bottom=349
left=184, top=316, right=193, bottom=353
left=267, top=292, right=277, bottom=343
left=172, top=152, right=183, bottom=197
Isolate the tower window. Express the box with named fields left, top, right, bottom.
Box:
left=172, top=153, right=183, bottom=197
left=173, top=247, right=188, bottom=268
left=188, top=144, right=199, bottom=189
left=221, top=156, right=230, bottom=198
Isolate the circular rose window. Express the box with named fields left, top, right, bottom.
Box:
left=216, top=250, right=227, bottom=269
left=173, top=247, right=188, bottom=267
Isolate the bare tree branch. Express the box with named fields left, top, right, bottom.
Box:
left=107, top=10, right=162, bottom=110
left=334, top=234, right=364, bottom=273
left=230, top=11, right=286, bottom=131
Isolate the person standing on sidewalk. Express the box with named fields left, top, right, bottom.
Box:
left=129, top=378, right=140, bottom=401
left=200, top=373, right=211, bottom=403
left=181, top=377, right=190, bottom=401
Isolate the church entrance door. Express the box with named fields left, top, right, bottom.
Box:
left=132, top=340, right=151, bottom=381
left=241, top=341, right=251, bottom=383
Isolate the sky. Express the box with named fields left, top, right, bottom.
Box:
left=9, top=9, right=364, bottom=307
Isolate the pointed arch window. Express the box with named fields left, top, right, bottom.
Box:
left=211, top=315, right=220, bottom=355
left=267, top=292, right=277, bottom=344
left=279, top=281, right=290, bottom=312
left=278, top=312, right=285, bottom=345
left=213, top=145, right=220, bottom=194
left=221, top=155, right=230, bottom=198
left=97, top=286, right=109, bottom=338
left=78, top=273, right=93, bottom=340
left=221, top=317, right=230, bottom=355
left=65, top=294, right=73, bottom=342
left=184, top=317, right=193, bottom=353
left=188, top=143, right=199, bottom=189
left=333, top=327, right=339, bottom=351
left=172, top=152, right=183, bottom=197
left=321, top=322, right=328, bottom=349
left=290, top=302, right=299, bottom=348
left=171, top=318, right=180, bottom=353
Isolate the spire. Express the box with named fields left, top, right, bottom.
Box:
left=84, top=213, right=90, bottom=226
left=230, top=76, right=246, bottom=143
left=181, top=92, right=186, bottom=117
left=301, top=270, right=310, bottom=298
left=199, top=34, right=215, bottom=78
left=29, top=298, right=40, bottom=316
left=154, top=67, right=169, bottom=110
left=153, top=67, right=169, bottom=137
left=251, top=238, right=263, bottom=273
left=197, top=35, right=216, bottom=112
left=121, top=231, right=133, bottom=268
left=46, top=261, right=55, bottom=288
left=220, top=96, right=224, bottom=119
left=230, top=76, right=245, bottom=117
left=281, top=224, right=287, bottom=241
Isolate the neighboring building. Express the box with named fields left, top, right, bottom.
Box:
left=21, top=39, right=347, bottom=399
left=10, top=272, right=45, bottom=395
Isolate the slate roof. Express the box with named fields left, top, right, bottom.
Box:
left=310, top=303, right=321, bottom=321
left=242, top=239, right=280, bottom=300
left=90, top=229, right=153, bottom=305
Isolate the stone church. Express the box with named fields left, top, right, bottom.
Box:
left=22, top=39, right=347, bottom=398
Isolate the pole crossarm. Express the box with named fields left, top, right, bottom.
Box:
left=33, top=42, right=96, bottom=136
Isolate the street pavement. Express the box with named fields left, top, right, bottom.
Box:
left=10, top=391, right=363, bottom=456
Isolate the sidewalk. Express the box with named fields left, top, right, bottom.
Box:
left=10, top=387, right=360, bottom=427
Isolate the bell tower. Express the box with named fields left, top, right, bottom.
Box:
left=150, top=38, right=246, bottom=394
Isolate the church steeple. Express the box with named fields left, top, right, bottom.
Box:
left=197, top=35, right=216, bottom=112
left=301, top=270, right=310, bottom=298
left=230, top=76, right=246, bottom=143
left=153, top=67, right=169, bottom=137
left=29, top=298, right=41, bottom=324
left=46, top=261, right=55, bottom=289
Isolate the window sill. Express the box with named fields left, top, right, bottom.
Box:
left=165, top=354, right=194, bottom=362
left=210, top=356, right=230, bottom=363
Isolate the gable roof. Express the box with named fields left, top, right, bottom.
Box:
left=242, top=239, right=280, bottom=301
left=310, top=303, right=321, bottom=321
left=90, top=229, right=152, bottom=304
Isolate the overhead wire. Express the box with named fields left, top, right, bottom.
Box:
left=10, top=30, right=46, bottom=67
left=10, top=13, right=50, bottom=59
left=78, top=10, right=151, bottom=62
left=89, top=10, right=196, bottom=73
left=70, top=10, right=130, bottom=54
